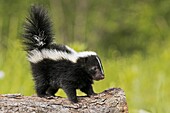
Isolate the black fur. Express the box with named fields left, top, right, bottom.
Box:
left=22, top=5, right=104, bottom=103
left=23, top=5, right=53, bottom=51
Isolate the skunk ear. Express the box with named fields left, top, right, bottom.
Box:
left=77, top=57, right=88, bottom=64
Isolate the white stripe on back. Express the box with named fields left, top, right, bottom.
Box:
left=28, top=49, right=97, bottom=63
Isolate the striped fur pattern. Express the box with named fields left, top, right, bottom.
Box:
left=28, top=48, right=97, bottom=63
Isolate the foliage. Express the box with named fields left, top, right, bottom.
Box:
left=0, top=0, right=170, bottom=112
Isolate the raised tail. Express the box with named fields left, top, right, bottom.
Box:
left=23, top=5, right=53, bottom=51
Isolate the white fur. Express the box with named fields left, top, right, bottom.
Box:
left=96, top=56, right=104, bottom=74
left=33, top=35, right=45, bottom=46
left=77, top=51, right=97, bottom=58
left=28, top=49, right=97, bottom=63
left=28, top=50, right=43, bottom=63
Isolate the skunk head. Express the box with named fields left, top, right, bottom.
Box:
left=77, top=55, right=104, bottom=81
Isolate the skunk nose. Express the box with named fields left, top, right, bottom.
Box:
left=100, top=75, right=104, bottom=79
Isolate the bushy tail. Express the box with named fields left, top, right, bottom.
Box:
left=23, top=5, right=53, bottom=51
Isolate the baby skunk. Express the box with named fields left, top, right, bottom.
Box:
left=22, top=5, right=104, bottom=103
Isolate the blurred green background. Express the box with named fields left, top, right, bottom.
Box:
left=0, top=0, right=170, bottom=112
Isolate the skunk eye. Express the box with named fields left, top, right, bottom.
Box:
left=91, top=67, right=97, bottom=71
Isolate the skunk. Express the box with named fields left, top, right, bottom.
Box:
left=22, top=5, right=104, bottom=103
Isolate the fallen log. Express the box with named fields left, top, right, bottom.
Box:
left=0, top=88, right=128, bottom=113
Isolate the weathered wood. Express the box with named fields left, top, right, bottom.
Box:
left=0, top=88, right=128, bottom=113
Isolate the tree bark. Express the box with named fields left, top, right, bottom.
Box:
left=0, top=88, right=128, bottom=113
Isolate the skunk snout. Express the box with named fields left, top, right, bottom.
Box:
left=92, top=69, right=105, bottom=81
left=97, top=73, right=105, bottom=80
left=100, top=74, right=104, bottom=79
